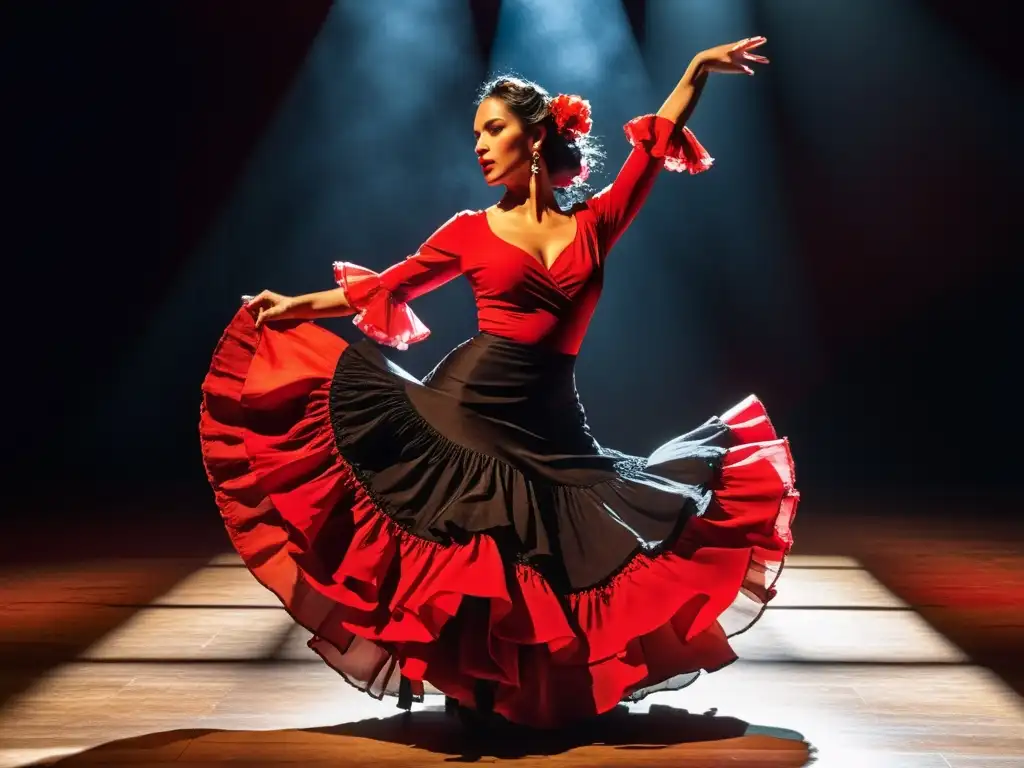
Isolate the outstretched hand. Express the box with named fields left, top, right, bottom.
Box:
left=244, top=289, right=295, bottom=328
left=697, top=36, right=769, bottom=76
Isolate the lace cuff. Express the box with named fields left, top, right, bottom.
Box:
left=624, top=114, right=714, bottom=175
left=333, top=261, right=430, bottom=350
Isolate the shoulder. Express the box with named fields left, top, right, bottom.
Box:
left=452, top=208, right=486, bottom=223
left=451, top=208, right=484, bottom=222
left=433, top=208, right=484, bottom=234
left=427, top=209, right=481, bottom=236
left=572, top=195, right=606, bottom=221
left=419, top=209, right=483, bottom=257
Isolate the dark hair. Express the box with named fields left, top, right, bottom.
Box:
left=476, top=74, right=603, bottom=205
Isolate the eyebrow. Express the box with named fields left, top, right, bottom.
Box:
left=473, top=117, right=504, bottom=135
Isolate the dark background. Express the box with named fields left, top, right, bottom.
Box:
left=5, top=0, right=1018, bottom=530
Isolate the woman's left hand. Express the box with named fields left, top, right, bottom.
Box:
left=696, top=37, right=769, bottom=76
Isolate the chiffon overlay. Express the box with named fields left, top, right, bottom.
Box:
left=199, top=115, right=798, bottom=728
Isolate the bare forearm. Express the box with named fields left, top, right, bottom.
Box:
left=658, top=37, right=768, bottom=126
left=656, top=56, right=708, bottom=128
left=287, top=287, right=355, bottom=319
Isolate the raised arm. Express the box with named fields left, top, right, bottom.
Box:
left=589, top=37, right=769, bottom=254
left=657, top=36, right=768, bottom=125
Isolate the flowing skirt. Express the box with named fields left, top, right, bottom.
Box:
left=198, top=308, right=798, bottom=728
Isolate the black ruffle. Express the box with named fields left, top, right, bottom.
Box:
left=328, top=335, right=733, bottom=595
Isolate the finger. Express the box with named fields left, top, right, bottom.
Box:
left=256, top=304, right=281, bottom=326
left=723, top=57, right=756, bottom=75
left=704, top=62, right=746, bottom=75
left=253, top=289, right=276, bottom=305
left=259, top=304, right=288, bottom=327
left=731, top=36, right=762, bottom=50
left=744, top=53, right=770, bottom=63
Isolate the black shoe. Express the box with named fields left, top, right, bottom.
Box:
left=444, top=695, right=459, bottom=715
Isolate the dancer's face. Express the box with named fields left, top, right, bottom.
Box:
left=473, top=97, right=541, bottom=187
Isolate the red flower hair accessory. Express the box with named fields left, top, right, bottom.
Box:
left=548, top=93, right=592, bottom=139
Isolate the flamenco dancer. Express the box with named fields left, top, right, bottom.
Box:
left=199, top=37, right=798, bottom=729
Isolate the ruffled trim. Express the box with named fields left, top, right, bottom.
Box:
left=624, top=114, right=714, bottom=175
left=199, top=309, right=799, bottom=728
left=328, top=341, right=721, bottom=595
left=333, top=261, right=429, bottom=350
left=718, top=394, right=798, bottom=555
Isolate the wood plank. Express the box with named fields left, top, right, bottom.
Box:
left=1, top=511, right=1022, bottom=766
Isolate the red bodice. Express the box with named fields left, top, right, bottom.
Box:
left=334, top=115, right=712, bottom=355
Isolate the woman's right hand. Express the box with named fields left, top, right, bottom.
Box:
left=244, top=290, right=295, bottom=328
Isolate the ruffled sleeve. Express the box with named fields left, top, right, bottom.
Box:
left=623, top=114, right=714, bottom=175
left=331, top=210, right=469, bottom=350
left=588, top=114, right=714, bottom=256
left=332, top=262, right=430, bottom=351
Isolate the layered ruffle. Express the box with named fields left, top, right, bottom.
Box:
left=199, top=309, right=798, bottom=728
left=328, top=337, right=725, bottom=594
left=624, top=114, right=714, bottom=175
left=333, top=261, right=430, bottom=350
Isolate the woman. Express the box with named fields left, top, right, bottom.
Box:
left=200, top=36, right=797, bottom=729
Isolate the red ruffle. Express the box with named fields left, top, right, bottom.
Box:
left=199, top=310, right=797, bottom=728
left=333, top=261, right=430, bottom=350
left=624, top=114, right=714, bottom=175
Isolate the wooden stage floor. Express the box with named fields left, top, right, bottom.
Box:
left=2, top=501, right=1022, bottom=767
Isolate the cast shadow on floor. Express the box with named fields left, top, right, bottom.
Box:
left=43, top=703, right=815, bottom=766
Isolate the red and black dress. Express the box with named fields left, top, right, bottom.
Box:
left=199, top=114, right=799, bottom=729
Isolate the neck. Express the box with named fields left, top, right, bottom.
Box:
left=500, top=170, right=559, bottom=221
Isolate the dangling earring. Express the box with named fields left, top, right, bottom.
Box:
left=530, top=149, right=540, bottom=176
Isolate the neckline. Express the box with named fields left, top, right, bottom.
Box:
left=481, top=208, right=579, bottom=277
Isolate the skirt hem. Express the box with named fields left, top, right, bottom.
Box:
left=199, top=309, right=799, bottom=728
